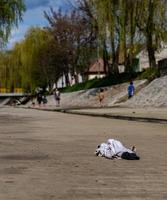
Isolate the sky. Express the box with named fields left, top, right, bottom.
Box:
left=7, top=0, right=74, bottom=49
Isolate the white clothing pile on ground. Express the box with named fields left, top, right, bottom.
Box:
left=95, top=139, right=140, bottom=160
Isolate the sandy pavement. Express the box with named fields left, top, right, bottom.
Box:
left=0, top=107, right=167, bottom=200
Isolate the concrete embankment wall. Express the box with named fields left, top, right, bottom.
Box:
left=0, top=98, right=11, bottom=107
left=32, top=79, right=148, bottom=108
left=121, top=75, right=167, bottom=108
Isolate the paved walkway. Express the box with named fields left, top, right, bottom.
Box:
left=26, top=105, right=167, bottom=124
left=1, top=107, right=167, bottom=199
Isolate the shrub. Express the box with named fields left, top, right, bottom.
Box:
left=139, top=68, right=159, bottom=81
left=62, top=72, right=141, bottom=93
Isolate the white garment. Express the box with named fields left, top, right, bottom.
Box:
left=96, top=143, right=115, bottom=159
left=107, top=139, right=133, bottom=156
left=96, top=139, right=134, bottom=159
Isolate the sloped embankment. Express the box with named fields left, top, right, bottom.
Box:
left=0, top=98, right=10, bottom=107
left=45, top=79, right=148, bottom=108
left=121, top=75, right=167, bottom=108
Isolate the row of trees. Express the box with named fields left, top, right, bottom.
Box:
left=0, top=0, right=167, bottom=92
left=88, top=0, right=167, bottom=73
left=0, top=8, right=96, bottom=91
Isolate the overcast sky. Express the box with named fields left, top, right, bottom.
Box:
left=7, top=0, right=73, bottom=49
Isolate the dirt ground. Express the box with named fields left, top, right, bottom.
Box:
left=0, top=107, right=167, bottom=200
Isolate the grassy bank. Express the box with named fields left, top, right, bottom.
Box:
left=62, top=72, right=142, bottom=93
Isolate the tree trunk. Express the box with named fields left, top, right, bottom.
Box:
left=64, top=72, right=70, bottom=87
left=111, top=39, right=119, bottom=74
left=146, top=0, right=156, bottom=68
left=147, top=40, right=156, bottom=68
left=102, top=39, right=109, bottom=75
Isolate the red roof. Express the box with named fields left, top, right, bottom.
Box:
left=88, top=58, right=106, bottom=73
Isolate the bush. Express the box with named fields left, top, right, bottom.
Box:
left=139, top=68, right=159, bottom=81
left=62, top=72, right=141, bottom=93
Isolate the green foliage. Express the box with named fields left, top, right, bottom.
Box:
left=0, top=27, right=62, bottom=92
left=0, top=0, right=25, bottom=46
left=63, top=72, right=141, bottom=92
left=90, top=0, right=167, bottom=71
left=139, top=68, right=159, bottom=81
left=0, top=0, right=167, bottom=92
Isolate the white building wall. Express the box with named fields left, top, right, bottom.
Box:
left=136, top=47, right=167, bottom=71
left=88, top=74, right=106, bottom=80
left=56, top=73, right=83, bottom=88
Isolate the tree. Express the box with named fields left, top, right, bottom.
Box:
left=88, top=0, right=167, bottom=72
left=0, top=27, right=64, bottom=92
left=44, top=7, right=97, bottom=85
left=0, top=0, right=25, bottom=47
left=136, top=0, right=167, bottom=68
left=76, top=0, right=103, bottom=78
left=89, top=0, right=122, bottom=74
left=20, top=27, right=61, bottom=91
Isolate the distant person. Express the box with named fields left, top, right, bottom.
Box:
left=128, top=81, right=135, bottom=99
left=36, top=92, right=43, bottom=107
left=98, top=88, right=105, bottom=107
left=42, top=95, right=47, bottom=106
left=53, top=88, right=60, bottom=106
left=31, top=95, right=36, bottom=107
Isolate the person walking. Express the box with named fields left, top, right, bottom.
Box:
left=42, top=95, right=47, bottom=107
left=127, top=81, right=135, bottom=99
left=98, top=88, right=105, bottom=107
left=53, top=88, right=61, bottom=106
left=36, top=92, right=43, bottom=107
left=31, top=95, right=36, bottom=107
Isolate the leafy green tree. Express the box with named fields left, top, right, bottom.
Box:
left=76, top=0, right=104, bottom=78
left=0, top=51, right=10, bottom=89
left=20, top=27, right=58, bottom=91
left=0, top=0, right=25, bottom=47
left=136, top=0, right=167, bottom=68
left=88, top=0, right=167, bottom=72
